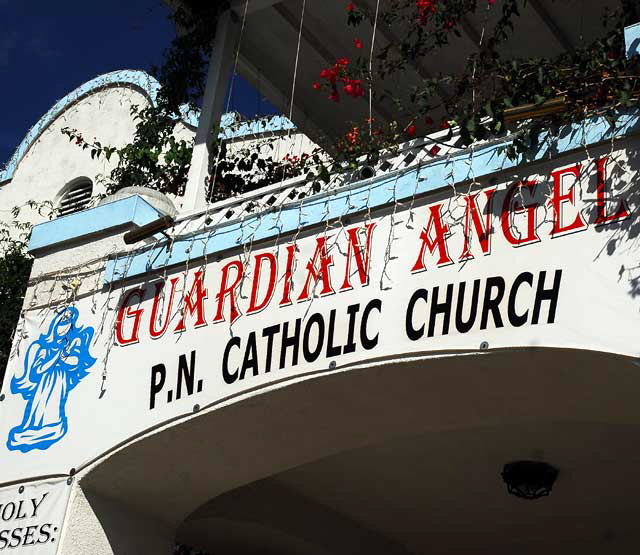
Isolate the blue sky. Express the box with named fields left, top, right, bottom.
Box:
left=0, top=0, right=277, bottom=168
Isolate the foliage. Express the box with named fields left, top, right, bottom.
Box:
left=323, top=0, right=640, bottom=159
left=64, top=0, right=640, bottom=192
left=0, top=248, right=32, bottom=387
left=0, top=202, right=54, bottom=387
left=61, top=0, right=223, bottom=196
left=207, top=142, right=318, bottom=202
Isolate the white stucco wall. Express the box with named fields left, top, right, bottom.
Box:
left=0, top=75, right=317, bottom=249
left=0, top=86, right=154, bottom=242
left=58, top=485, right=172, bottom=555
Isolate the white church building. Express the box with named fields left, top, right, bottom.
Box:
left=1, top=2, right=640, bottom=554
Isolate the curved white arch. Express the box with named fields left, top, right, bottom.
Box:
left=0, top=70, right=175, bottom=185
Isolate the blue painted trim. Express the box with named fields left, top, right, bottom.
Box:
left=103, top=111, right=640, bottom=284
left=0, top=71, right=295, bottom=185
left=625, top=23, right=640, bottom=59
left=28, top=196, right=163, bottom=253
left=1, top=71, right=161, bottom=185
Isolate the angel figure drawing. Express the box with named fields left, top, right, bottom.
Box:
left=7, top=307, right=96, bottom=452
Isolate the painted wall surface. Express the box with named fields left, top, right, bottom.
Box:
left=0, top=134, right=638, bottom=485
left=0, top=70, right=312, bottom=247
left=0, top=86, right=150, bottom=241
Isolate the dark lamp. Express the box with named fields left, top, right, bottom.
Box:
left=501, top=460, right=559, bottom=500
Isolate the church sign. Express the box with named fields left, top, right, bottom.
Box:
left=0, top=141, right=638, bottom=484
left=0, top=479, right=70, bottom=553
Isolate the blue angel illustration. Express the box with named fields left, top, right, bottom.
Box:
left=7, top=307, right=96, bottom=452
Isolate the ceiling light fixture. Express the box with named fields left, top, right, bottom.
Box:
left=501, top=460, right=559, bottom=500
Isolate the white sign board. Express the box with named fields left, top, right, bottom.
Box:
left=0, top=479, right=70, bottom=553
left=0, top=143, right=639, bottom=484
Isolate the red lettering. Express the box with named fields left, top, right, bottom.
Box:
left=411, top=203, right=452, bottom=272
left=214, top=261, right=243, bottom=323
left=298, top=237, right=335, bottom=301
left=280, top=245, right=297, bottom=307
left=149, top=278, right=179, bottom=339
left=116, top=288, right=144, bottom=346
left=594, top=156, right=630, bottom=225
left=175, top=270, right=208, bottom=332
left=247, top=252, right=277, bottom=314
left=501, top=181, right=540, bottom=247
left=550, top=164, right=587, bottom=236
left=459, top=188, right=496, bottom=260
left=340, top=223, right=376, bottom=291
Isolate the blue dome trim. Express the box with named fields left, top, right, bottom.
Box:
left=0, top=69, right=295, bottom=184
left=0, top=70, right=163, bottom=184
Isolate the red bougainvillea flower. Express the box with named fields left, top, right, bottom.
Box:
left=424, top=116, right=434, bottom=125
left=354, top=38, right=363, bottom=49
left=406, top=124, right=417, bottom=138
left=346, top=2, right=355, bottom=11
left=319, top=68, right=337, bottom=84
left=487, top=0, right=495, bottom=5
left=343, top=79, right=365, bottom=98
left=443, top=19, right=454, bottom=30
left=429, top=145, right=441, bottom=156
left=440, top=120, right=450, bottom=129
left=346, top=126, right=360, bottom=144
left=416, top=0, right=437, bottom=25
left=319, top=57, right=366, bottom=102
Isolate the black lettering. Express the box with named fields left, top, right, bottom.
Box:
left=428, top=284, right=454, bottom=337
left=222, top=336, right=241, bottom=384
left=30, top=494, right=47, bottom=518
left=343, top=304, right=360, bottom=354
left=326, top=310, right=342, bottom=358
left=480, top=276, right=505, bottom=329
left=22, top=525, right=37, bottom=546
left=1, top=504, right=15, bottom=522
left=176, top=351, right=196, bottom=400
left=149, top=364, right=166, bottom=410
left=280, top=319, right=301, bottom=369
left=508, top=272, right=533, bottom=327
left=303, top=314, right=325, bottom=363
left=14, top=501, right=26, bottom=521
left=37, top=524, right=52, bottom=544
left=262, top=324, right=280, bottom=373
left=532, top=270, right=562, bottom=324
left=361, top=299, right=382, bottom=350
left=406, top=289, right=428, bottom=341
left=0, top=529, right=9, bottom=549
left=240, top=332, right=259, bottom=380
left=9, top=528, right=22, bottom=549
left=455, top=280, right=480, bottom=333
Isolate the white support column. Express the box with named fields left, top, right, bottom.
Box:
left=181, top=10, right=240, bottom=212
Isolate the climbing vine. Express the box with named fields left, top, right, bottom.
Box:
left=0, top=202, right=52, bottom=385
left=320, top=0, right=640, bottom=160
left=61, top=0, right=640, bottom=196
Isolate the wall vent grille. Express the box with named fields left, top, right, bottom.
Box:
left=58, top=180, right=93, bottom=216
